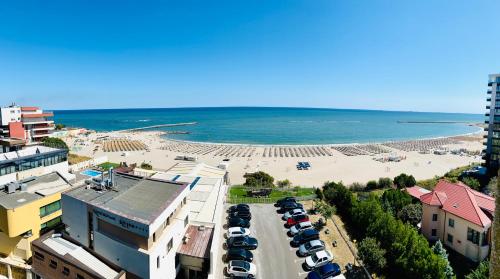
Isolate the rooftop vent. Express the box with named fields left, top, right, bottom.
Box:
left=198, top=225, right=206, bottom=231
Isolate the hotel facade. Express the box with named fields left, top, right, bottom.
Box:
left=62, top=172, right=191, bottom=279
left=484, top=73, right=500, bottom=173
left=0, top=105, right=54, bottom=145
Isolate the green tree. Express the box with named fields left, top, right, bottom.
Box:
left=315, top=187, right=324, bottom=200
left=140, top=162, right=153, bottom=170
left=487, top=176, right=497, bottom=197
left=378, top=177, right=393, bottom=189
left=55, top=123, right=66, bottom=130
left=461, top=176, right=481, bottom=191
left=380, top=189, right=412, bottom=215
left=358, top=237, right=387, bottom=273
left=432, top=240, right=454, bottom=279
left=393, top=173, right=417, bottom=189
left=276, top=179, right=291, bottom=189
left=366, top=180, right=378, bottom=190
left=465, top=261, right=489, bottom=279
left=316, top=201, right=336, bottom=224
left=243, top=171, right=274, bottom=188
left=397, top=203, right=422, bottom=227
left=41, top=137, right=68, bottom=150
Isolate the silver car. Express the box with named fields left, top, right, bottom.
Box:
left=298, top=239, right=325, bottom=256
left=289, top=221, right=313, bottom=236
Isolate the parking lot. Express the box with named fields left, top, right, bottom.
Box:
left=221, top=203, right=309, bottom=279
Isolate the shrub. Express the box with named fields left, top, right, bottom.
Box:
left=465, top=261, right=489, bottom=279
left=432, top=240, right=454, bottom=279
left=461, top=176, right=481, bottom=191
left=350, top=182, right=366, bottom=192
left=140, top=162, right=153, bottom=170
left=277, top=179, right=291, bottom=188
left=358, top=237, right=387, bottom=273
left=378, top=177, right=393, bottom=189
left=315, top=188, right=324, bottom=200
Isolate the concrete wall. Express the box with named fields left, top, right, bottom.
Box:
left=61, top=194, right=90, bottom=247
left=68, top=156, right=108, bottom=173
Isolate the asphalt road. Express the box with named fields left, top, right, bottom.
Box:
left=220, top=204, right=307, bottom=279
left=249, top=204, right=306, bottom=279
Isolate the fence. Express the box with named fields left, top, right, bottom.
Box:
left=68, top=155, right=108, bottom=172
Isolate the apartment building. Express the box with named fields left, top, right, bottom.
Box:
left=0, top=145, right=71, bottom=185
left=0, top=172, right=73, bottom=278
left=0, top=105, right=54, bottom=144
left=31, top=232, right=126, bottom=279
left=484, top=73, right=500, bottom=173
left=61, top=172, right=191, bottom=279
left=412, top=180, right=495, bottom=262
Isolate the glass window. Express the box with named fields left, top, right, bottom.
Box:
left=432, top=214, right=438, bottom=221
left=184, top=215, right=189, bottom=227
left=447, top=234, right=453, bottom=243
left=467, top=227, right=480, bottom=244
left=448, top=219, right=454, bottom=228
left=41, top=216, right=62, bottom=232
left=157, top=256, right=160, bottom=268
left=63, top=267, right=70, bottom=276
left=49, top=260, right=57, bottom=269
left=40, top=201, right=61, bottom=217
left=167, top=238, right=173, bottom=253
left=431, top=229, right=437, bottom=236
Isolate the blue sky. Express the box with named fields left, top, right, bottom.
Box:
left=0, top=0, right=498, bottom=113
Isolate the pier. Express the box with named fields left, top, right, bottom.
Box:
left=117, top=122, right=197, bottom=132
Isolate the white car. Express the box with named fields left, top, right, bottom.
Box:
left=305, top=250, right=333, bottom=270
left=282, top=208, right=306, bottom=220
left=289, top=221, right=313, bottom=236
left=227, top=227, right=251, bottom=238
left=227, top=260, right=257, bottom=277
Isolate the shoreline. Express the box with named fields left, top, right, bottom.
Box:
left=152, top=127, right=484, bottom=147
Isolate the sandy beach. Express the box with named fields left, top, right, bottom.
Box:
left=65, top=130, right=484, bottom=187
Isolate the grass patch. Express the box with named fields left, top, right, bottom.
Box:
left=68, top=153, right=91, bottom=165
left=228, top=186, right=316, bottom=203
left=98, top=162, right=120, bottom=171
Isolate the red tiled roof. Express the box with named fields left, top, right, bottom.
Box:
left=405, top=186, right=431, bottom=199
left=420, top=180, right=495, bottom=227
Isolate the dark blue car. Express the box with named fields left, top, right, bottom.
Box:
left=307, top=262, right=342, bottom=279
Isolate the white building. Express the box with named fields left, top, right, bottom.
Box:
left=61, top=172, right=191, bottom=279
left=0, top=105, right=54, bottom=144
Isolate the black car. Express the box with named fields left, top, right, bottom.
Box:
left=226, top=236, right=259, bottom=250
left=291, top=229, right=319, bottom=247
left=275, top=197, right=296, bottom=207
left=229, top=211, right=252, bottom=220
left=228, top=204, right=250, bottom=213
left=228, top=217, right=250, bottom=228
left=226, top=248, right=254, bottom=262
left=280, top=201, right=303, bottom=213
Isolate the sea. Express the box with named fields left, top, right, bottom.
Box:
left=53, top=107, right=483, bottom=145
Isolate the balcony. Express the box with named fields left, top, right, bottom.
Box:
left=485, top=120, right=489, bottom=124
left=486, top=106, right=490, bottom=109
left=489, top=81, right=494, bottom=86
left=487, top=98, right=491, bottom=102
left=487, top=90, right=492, bottom=94
left=485, top=113, right=490, bottom=117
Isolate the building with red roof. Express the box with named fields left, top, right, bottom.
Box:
left=0, top=104, right=54, bottom=146
left=419, top=180, right=495, bottom=262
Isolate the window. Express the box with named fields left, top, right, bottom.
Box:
left=481, top=232, right=488, bottom=246
left=167, top=238, right=173, bottom=253
left=157, top=256, right=160, bottom=268
left=40, top=216, right=62, bottom=233
left=183, top=197, right=187, bottom=205
left=76, top=274, right=84, bottom=279
left=431, top=229, right=437, bottom=237
left=34, top=251, right=45, bottom=261
left=467, top=227, right=480, bottom=245
left=49, top=260, right=57, bottom=269
left=432, top=214, right=438, bottom=221
left=448, top=218, right=454, bottom=228
left=40, top=201, right=61, bottom=217
left=447, top=234, right=453, bottom=243
left=184, top=215, right=189, bottom=227
left=63, top=267, right=70, bottom=276
left=153, top=233, right=156, bottom=242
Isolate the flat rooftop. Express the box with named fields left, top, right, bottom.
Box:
left=33, top=232, right=122, bottom=279
left=151, top=162, right=227, bottom=223
left=0, top=172, right=72, bottom=209
left=64, top=172, right=188, bottom=225
left=0, top=145, right=63, bottom=164
left=177, top=225, right=213, bottom=259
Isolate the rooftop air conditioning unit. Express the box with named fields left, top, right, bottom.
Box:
left=6, top=182, right=17, bottom=194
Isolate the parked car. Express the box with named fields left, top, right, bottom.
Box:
left=229, top=204, right=250, bottom=213
left=226, top=248, right=254, bottom=262
left=275, top=197, right=296, bottom=207
left=280, top=202, right=303, bottom=213
left=227, top=260, right=257, bottom=277
left=229, top=211, right=252, bottom=220
left=228, top=217, right=250, bottom=229
left=305, top=250, right=333, bottom=270
left=292, top=229, right=319, bottom=246
left=282, top=208, right=306, bottom=220
left=227, top=236, right=259, bottom=250
left=307, top=263, right=342, bottom=279
left=298, top=239, right=325, bottom=257
left=230, top=275, right=255, bottom=279
left=286, top=214, right=309, bottom=227
left=227, top=227, right=251, bottom=238
left=289, top=221, right=313, bottom=236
